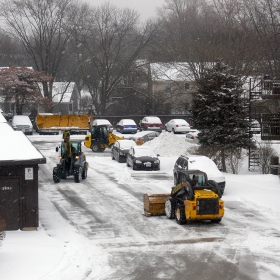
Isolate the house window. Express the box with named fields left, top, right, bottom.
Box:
left=184, top=83, right=190, bottom=90
left=165, top=83, right=172, bottom=93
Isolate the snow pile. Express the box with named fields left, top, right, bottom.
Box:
left=144, top=131, right=194, bottom=156
left=115, top=166, right=135, bottom=184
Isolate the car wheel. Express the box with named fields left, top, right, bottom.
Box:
left=165, top=199, right=175, bottom=219
left=175, top=205, right=186, bottom=225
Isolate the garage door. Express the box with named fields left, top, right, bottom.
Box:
left=0, top=178, right=20, bottom=230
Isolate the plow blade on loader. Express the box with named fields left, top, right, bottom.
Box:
left=143, top=193, right=170, bottom=217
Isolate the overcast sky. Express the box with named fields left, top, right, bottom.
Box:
left=84, top=0, right=165, bottom=21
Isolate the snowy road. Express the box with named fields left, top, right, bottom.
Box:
left=29, top=134, right=280, bottom=280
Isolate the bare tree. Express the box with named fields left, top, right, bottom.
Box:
left=0, top=0, right=80, bottom=109
left=73, top=3, right=157, bottom=115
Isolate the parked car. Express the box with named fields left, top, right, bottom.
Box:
left=138, top=116, right=163, bottom=132
left=116, top=119, right=137, bottom=134
left=185, top=130, right=200, bottom=144
left=10, top=115, right=33, bottom=135
left=111, top=139, right=136, bottom=163
left=165, top=119, right=191, bottom=133
left=129, top=131, right=160, bottom=145
left=173, top=155, right=226, bottom=195
left=126, top=145, right=160, bottom=170
left=93, top=119, right=113, bottom=133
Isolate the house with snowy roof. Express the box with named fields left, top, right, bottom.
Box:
left=133, top=61, right=196, bottom=114
left=38, top=82, right=80, bottom=114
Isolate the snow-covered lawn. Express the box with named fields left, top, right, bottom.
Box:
left=1, top=131, right=280, bottom=279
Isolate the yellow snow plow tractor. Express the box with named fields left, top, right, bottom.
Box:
left=84, top=125, right=124, bottom=152
left=143, top=170, right=224, bottom=224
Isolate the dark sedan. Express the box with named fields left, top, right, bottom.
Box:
left=126, top=146, right=160, bottom=171
left=111, top=140, right=136, bottom=163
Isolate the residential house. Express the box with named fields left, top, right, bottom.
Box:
left=149, top=62, right=196, bottom=114
left=38, top=82, right=80, bottom=114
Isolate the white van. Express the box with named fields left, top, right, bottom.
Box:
left=10, top=115, right=33, bottom=135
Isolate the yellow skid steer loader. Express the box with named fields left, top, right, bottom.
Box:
left=143, top=170, right=224, bottom=225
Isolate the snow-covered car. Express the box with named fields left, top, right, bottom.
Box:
left=185, top=130, right=200, bottom=144
left=10, top=115, right=33, bottom=135
left=173, top=155, right=226, bottom=194
left=129, top=131, right=160, bottom=145
left=126, top=145, right=160, bottom=170
left=93, top=119, right=113, bottom=133
left=116, top=119, right=137, bottom=134
left=165, top=118, right=191, bottom=133
left=138, top=116, right=163, bottom=132
left=111, top=139, right=136, bottom=163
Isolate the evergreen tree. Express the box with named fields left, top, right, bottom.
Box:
left=191, top=61, right=254, bottom=172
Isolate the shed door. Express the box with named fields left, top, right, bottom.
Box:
left=0, top=178, right=20, bottom=230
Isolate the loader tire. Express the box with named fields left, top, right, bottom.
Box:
left=175, top=205, right=186, bottom=225
left=91, top=144, right=101, bottom=152
left=74, top=167, right=82, bottom=183
left=207, top=180, right=222, bottom=198
left=165, top=198, right=175, bottom=219
left=82, top=163, right=87, bottom=180
left=53, top=167, right=61, bottom=183
left=173, top=173, right=178, bottom=186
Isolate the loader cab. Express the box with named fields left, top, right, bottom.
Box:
left=91, top=125, right=109, bottom=144
left=178, top=170, right=208, bottom=187
left=59, top=141, right=82, bottom=157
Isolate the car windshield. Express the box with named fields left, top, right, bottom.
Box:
left=134, top=147, right=157, bottom=157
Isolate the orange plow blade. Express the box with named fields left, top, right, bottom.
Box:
left=143, top=193, right=170, bottom=217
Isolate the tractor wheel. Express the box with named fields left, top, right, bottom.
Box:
left=175, top=205, right=186, bottom=225
left=82, top=164, right=87, bottom=180
left=174, top=174, right=178, bottom=186
left=207, top=180, right=222, bottom=198
left=165, top=199, right=175, bottom=219
left=74, top=167, right=82, bottom=183
left=53, top=167, right=61, bottom=183
left=91, top=144, right=101, bottom=152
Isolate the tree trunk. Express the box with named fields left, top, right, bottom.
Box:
left=221, top=148, right=227, bottom=173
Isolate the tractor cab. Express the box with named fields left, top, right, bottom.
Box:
left=91, top=125, right=109, bottom=144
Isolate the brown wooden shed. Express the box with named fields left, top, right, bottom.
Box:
left=0, top=115, right=46, bottom=231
